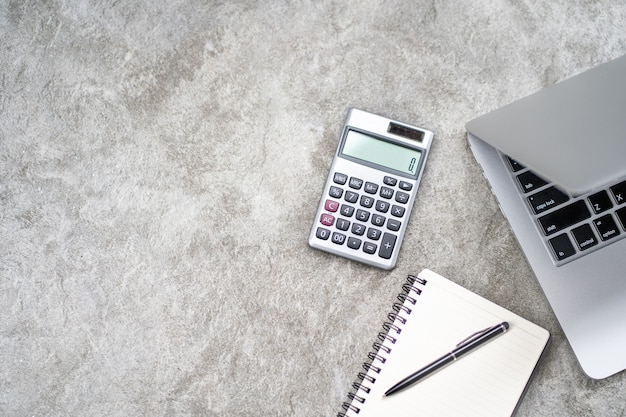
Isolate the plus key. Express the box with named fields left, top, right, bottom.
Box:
left=378, top=233, right=397, bottom=259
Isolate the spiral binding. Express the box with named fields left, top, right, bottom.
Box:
left=337, top=274, right=427, bottom=417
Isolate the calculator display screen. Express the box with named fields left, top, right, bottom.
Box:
left=341, top=130, right=422, bottom=176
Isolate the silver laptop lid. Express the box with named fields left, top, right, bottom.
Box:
left=466, top=54, right=626, bottom=195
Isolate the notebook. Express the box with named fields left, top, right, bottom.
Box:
left=337, top=269, right=550, bottom=417
left=465, top=54, right=626, bottom=379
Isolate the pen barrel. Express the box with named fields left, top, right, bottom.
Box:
left=384, top=322, right=509, bottom=397
left=453, top=323, right=508, bottom=358
left=386, top=353, right=455, bottom=395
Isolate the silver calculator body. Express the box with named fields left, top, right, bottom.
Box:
left=308, top=108, right=434, bottom=270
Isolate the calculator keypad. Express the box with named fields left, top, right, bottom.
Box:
left=315, top=172, right=411, bottom=261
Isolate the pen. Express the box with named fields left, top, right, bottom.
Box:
left=383, top=321, right=510, bottom=397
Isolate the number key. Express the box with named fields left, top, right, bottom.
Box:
left=316, top=227, right=331, bottom=240
left=351, top=223, right=366, bottom=236
left=356, top=209, right=370, bottom=222
left=331, top=232, right=346, bottom=245
left=360, top=195, right=374, bottom=208
left=340, top=204, right=355, bottom=217
left=375, top=200, right=390, bottom=213
left=336, top=218, right=350, bottom=231
left=345, top=191, right=359, bottom=203
left=367, top=228, right=382, bottom=240
left=371, top=214, right=386, bottom=227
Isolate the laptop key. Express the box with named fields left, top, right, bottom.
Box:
left=516, top=171, right=548, bottom=194
left=549, top=233, right=576, bottom=261
left=610, top=180, right=626, bottom=205
left=538, top=200, right=591, bottom=236
left=616, top=207, right=626, bottom=230
left=528, top=186, right=569, bottom=215
left=571, top=224, right=598, bottom=251
left=506, top=157, right=525, bottom=172
left=593, top=214, right=621, bottom=241
left=588, top=190, right=613, bottom=214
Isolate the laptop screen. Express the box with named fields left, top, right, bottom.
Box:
left=465, top=54, right=626, bottom=195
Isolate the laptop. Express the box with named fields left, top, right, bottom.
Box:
left=465, top=54, right=626, bottom=380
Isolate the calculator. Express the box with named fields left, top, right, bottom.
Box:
left=308, top=108, right=434, bottom=270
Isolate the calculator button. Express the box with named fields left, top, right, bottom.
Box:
left=380, top=187, right=394, bottom=199
left=333, top=172, right=348, bottom=185
left=395, top=191, right=409, bottom=204
left=331, top=232, right=346, bottom=245
left=379, top=233, right=397, bottom=259
left=387, top=219, right=401, bottom=231
left=316, top=227, right=331, bottom=240
left=399, top=181, right=413, bottom=191
left=356, top=209, right=370, bottom=222
left=363, top=242, right=377, bottom=254
left=375, top=200, right=390, bottom=213
left=329, top=186, right=343, bottom=199
left=347, top=237, right=362, bottom=250
left=349, top=177, right=364, bottom=189
left=324, top=199, right=339, bottom=212
left=371, top=214, right=386, bottom=227
left=320, top=213, right=335, bottom=226
left=340, top=204, right=355, bottom=217
left=383, top=176, right=398, bottom=186
left=367, top=228, right=382, bottom=240
left=352, top=223, right=366, bottom=236
left=336, top=218, right=350, bottom=231
left=391, top=205, right=405, bottom=217
left=364, top=182, right=379, bottom=194
left=360, top=195, right=374, bottom=208
left=593, top=214, right=620, bottom=241
left=345, top=191, right=359, bottom=203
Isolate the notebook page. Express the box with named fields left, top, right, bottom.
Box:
left=350, top=269, right=549, bottom=417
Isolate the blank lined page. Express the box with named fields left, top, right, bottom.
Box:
left=344, top=269, right=550, bottom=417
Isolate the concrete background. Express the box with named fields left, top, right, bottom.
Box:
left=2, top=1, right=626, bottom=416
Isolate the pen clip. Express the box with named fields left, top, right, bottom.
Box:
left=455, top=324, right=498, bottom=348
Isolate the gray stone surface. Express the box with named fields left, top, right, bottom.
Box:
left=2, top=1, right=626, bottom=416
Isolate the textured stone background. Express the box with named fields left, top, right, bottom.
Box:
left=1, top=1, right=626, bottom=416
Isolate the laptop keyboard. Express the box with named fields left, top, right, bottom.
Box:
left=504, top=156, right=626, bottom=265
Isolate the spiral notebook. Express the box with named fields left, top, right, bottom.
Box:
left=338, top=269, right=550, bottom=417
